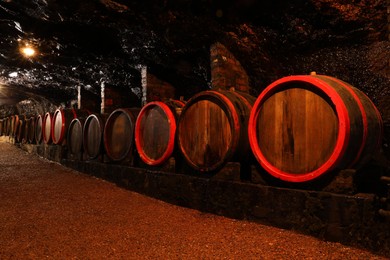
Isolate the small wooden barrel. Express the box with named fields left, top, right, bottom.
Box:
left=23, top=118, right=29, bottom=142
left=1, top=118, right=5, bottom=136
left=23, top=116, right=32, bottom=143
left=248, top=75, right=383, bottom=183
left=67, top=118, right=85, bottom=158
left=43, top=112, right=53, bottom=144
left=35, top=115, right=44, bottom=144
left=52, top=109, right=90, bottom=145
left=4, top=117, right=9, bottom=136
left=177, top=90, right=256, bottom=172
left=14, top=115, right=25, bottom=141
left=0, top=119, right=3, bottom=136
left=12, top=115, right=20, bottom=138
left=16, top=119, right=25, bottom=143
left=27, top=116, right=36, bottom=144
left=135, top=100, right=185, bottom=166
left=83, top=114, right=108, bottom=160
left=8, top=115, right=15, bottom=137
left=51, top=109, right=78, bottom=145
left=103, top=108, right=140, bottom=162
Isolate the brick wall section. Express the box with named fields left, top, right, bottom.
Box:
left=141, top=66, right=175, bottom=106
left=210, top=42, right=250, bottom=93
left=101, top=82, right=140, bottom=114
left=77, top=86, right=100, bottom=113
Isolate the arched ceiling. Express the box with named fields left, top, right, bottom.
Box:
left=0, top=0, right=389, bottom=117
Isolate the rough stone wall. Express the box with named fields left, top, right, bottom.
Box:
left=210, top=42, right=249, bottom=93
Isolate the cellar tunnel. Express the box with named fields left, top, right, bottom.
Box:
left=1, top=0, right=390, bottom=258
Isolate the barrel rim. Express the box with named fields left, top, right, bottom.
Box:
left=135, top=101, right=177, bottom=166
left=177, top=90, right=241, bottom=172
left=320, top=75, right=368, bottom=167
left=248, top=75, right=350, bottom=182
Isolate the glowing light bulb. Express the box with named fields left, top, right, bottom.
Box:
left=20, top=46, right=36, bottom=57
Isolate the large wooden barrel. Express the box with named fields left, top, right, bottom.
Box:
left=35, top=114, right=44, bottom=144
left=83, top=114, right=108, bottom=160
left=67, top=118, right=85, bottom=158
left=248, top=75, right=383, bottom=183
left=103, top=108, right=140, bottom=162
left=135, top=100, right=185, bottom=166
left=27, top=116, right=36, bottom=144
left=177, top=90, right=256, bottom=172
left=43, top=112, right=53, bottom=144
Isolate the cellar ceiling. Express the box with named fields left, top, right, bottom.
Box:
left=0, top=0, right=389, bottom=120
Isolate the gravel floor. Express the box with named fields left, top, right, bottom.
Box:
left=0, top=142, right=388, bottom=259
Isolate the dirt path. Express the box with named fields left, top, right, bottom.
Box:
left=0, top=142, right=387, bottom=259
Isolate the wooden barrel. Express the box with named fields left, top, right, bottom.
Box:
left=135, top=100, right=185, bottom=166
left=52, top=109, right=90, bottom=145
left=8, top=115, right=15, bottom=137
left=83, top=114, right=108, bottom=160
left=14, top=115, right=24, bottom=141
left=43, top=112, right=53, bottom=144
left=1, top=118, right=5, bottom=136
left=35, top=114, right=44, bottom=144
left=4, top=117, right=9, bottom=136
left=67, top=118, right=85, bottom=158
left=15, top=118, right=25, bottom=143
left=177, top=90, right=256, bottom=172
left=23, top=118, right=29, bottom=143
left=103, top=108, right=140, bottom=162
left=12, top=115, right=20, bottom=137
left=248, top=74, right=383, bottom=183
left=22, top=116, right=32, bottom=143
left=51, top=109, right=77, bottom=145
left=27, top=116, right=36, bottom=144
left=0, top=119, right=3, bottom=136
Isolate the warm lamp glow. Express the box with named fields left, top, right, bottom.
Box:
left=20, top=46, right=36, bottom=57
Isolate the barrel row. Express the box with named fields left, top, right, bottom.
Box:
left=67, top=75, right=383, bottom=184
left=0, top=115, right=35, bottom=143
left=0, top=75, right=384, bottom=184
